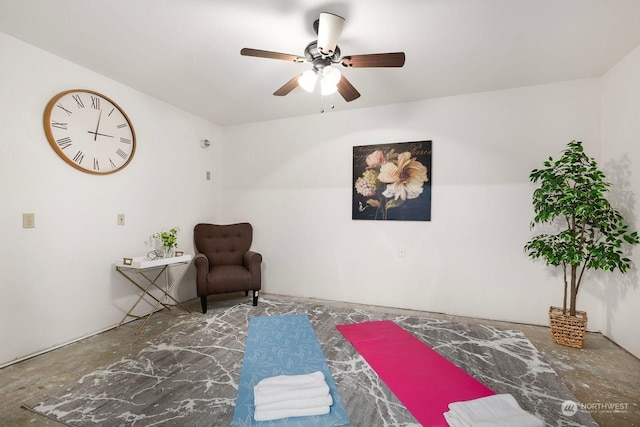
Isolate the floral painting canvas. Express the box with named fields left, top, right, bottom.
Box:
left=353, top=141, right=432, bottom=221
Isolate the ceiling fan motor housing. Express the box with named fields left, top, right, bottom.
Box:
left=304, top=41, right=341, bottom=71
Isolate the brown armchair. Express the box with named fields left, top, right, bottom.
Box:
left=193, top=223, right=262, bottom=313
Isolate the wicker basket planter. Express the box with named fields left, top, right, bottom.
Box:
left=549, top=306, right=587, bottom=349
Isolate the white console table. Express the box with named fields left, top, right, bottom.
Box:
left=114, top=254, right=192, bottom=334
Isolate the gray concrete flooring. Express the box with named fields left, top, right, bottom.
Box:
left=1, top=294, right=638, bottom=426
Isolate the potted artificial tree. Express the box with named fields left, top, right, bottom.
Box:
left=524, top=140, right=639, bottom=348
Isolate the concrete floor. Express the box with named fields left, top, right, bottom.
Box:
left=1, top=294, right=639, bottom=426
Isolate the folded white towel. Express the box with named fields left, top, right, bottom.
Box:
left=256, top=371, right=326, bottom=388
left=254, top=372, right=330, bottom=407
left=444, top=410, right=543, bottom=427
left=254, top=405, right=331, bottom=421
left=444, top=410, right=465, bottom=427
left=253, top=371, right=333, bottom=421
left=444, top=394, right=543, bottom=427
left=254, top=382, right=330, bottom=406
left=257, top=395, right=333, bottom=412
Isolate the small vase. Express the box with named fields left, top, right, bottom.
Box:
left=163, top=247, right=174, bottom=258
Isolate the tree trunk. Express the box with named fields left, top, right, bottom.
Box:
left=569, top=264, right=578, bottom=316
left=562, top=264, right=568, bottom=313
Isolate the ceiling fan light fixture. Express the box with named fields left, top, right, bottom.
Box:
left=322, top=65, right=342, bottom=85
left=299, top=69, right=318, bottom=92
left=317, top=12, right=344, bottom=56
left=321, top=78, right=338, bottom=95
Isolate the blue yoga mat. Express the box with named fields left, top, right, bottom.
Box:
left=232, top=314, right=350, bottom=426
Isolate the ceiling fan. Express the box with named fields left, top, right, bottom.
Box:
left=240, top=12, right=405, bottom=103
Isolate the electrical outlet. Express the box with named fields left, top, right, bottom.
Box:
left=23, top=213, right=35, bottom=229
left=117, top=213, right=125, bottom=226
left=398, top=247, right=407, bottom=258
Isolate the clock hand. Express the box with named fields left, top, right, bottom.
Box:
left=87, top=131, right=115, bottom=138
left=93, top=110, right=103, bottom=141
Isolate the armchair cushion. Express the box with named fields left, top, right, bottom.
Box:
left=195, top=223, right=253, bottom=266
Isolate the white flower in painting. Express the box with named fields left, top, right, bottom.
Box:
left=378, top=152, right=428, bottom=200
left=355, top=169, right=379, bottom=197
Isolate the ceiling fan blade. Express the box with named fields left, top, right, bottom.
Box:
left=337, top=75, right=361, bottom=102
left=341, top=52, right=406, bottom=68
left=241, top=48, right=305, bottom=63
left=317, top=12, right=345, bottom=56
left=273, top=74, right=302, bottom=96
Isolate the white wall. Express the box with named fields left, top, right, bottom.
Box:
left=3, top=30, right=639, bottom=365
left=601, top=44, right=640, bottom=358
left=221, top=79, right=605, bottom=330
left=0, top=33, right=222, bottom=366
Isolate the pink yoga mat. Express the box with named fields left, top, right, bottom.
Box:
left=336, top=320, right=495, bottom=426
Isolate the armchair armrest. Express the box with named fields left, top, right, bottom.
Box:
left=244, top=251, right=262, bottom=270
left=193, top=253, right=210, bottom=296
left=194, top=253, right=209, bottom=269
left=244, top=250, right=262, bottom=290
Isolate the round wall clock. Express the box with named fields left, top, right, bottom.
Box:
left=43, top=89, right=136, bottom=174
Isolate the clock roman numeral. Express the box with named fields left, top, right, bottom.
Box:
left=117, top=123, right=128, bottom=129
left=120, top=137, right=131, bottom=144
left=56, top=137, right=72, bottom=149
left=56, top=103, right=73, bottom=116
left=73, top=150, right=84, bottom=164
left=93, top=158, right=99, bottom=171
left=108, top=107, right=115, bottom=117
left=72, top=94, right=85, bottom=109
left=116, top=148, right=128, bottom=160
left=109, top=158, right=117, bottom=168
left=91, top=96, right=100, bottom=110
left=51, top=120, right=68, bottom=130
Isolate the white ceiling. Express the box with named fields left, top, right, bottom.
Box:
left=2, top=0, right=640, bottom=126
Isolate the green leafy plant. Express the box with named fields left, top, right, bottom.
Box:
left=150, top=227, right=180, bottom=250
left=524, top=140, right=639, bottom=316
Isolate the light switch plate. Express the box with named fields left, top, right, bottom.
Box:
left=23, top=213, right=35, bottom=228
